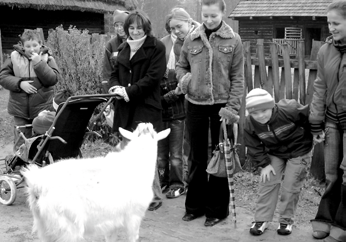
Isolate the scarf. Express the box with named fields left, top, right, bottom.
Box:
left=127, top=35, right=147, bottom=59
left=167, top=34, right=177, bottom=69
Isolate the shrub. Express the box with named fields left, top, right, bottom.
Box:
left=46, top=26, right=118, bottom=145
left=46, top=25, right=107, bottom=95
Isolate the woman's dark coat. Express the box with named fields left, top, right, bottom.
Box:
left=109, top=35, right=166, bottom=132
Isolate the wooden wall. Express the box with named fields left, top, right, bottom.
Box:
left=237, top=17, right=329, bottom=56
left=0, top=5, right=104, bottom=53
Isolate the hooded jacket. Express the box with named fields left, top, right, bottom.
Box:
left=0, top=44, right=59, bottom=119
left=175, top=21, right=244, bottom=113
left=244, top=99, right=313, bottom=170
left=309, top=36, right=346, bottom=133
left=102, top=35, right=125, bottom=93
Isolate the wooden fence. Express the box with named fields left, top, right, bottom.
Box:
left=239, top=39, right=324, bottom=180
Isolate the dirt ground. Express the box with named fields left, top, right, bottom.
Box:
left=0, top=88, right=321, bottom=242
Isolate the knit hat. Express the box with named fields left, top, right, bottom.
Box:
left=246, top=88, right=275, bottom=113
left=113, top=9, right=129, bottom=24
left=32, top=111, right=56, bottom=135
left=53, top=89, right=74, bottom=111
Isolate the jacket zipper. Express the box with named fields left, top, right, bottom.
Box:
left=27, top=59, right=31, bottom=118
left=267, top=123, right=292, bottom=158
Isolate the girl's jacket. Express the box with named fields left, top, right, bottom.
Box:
left=244, top=99, right=313, bottom=170
left=309, top=36, right=346, bottom=133
left=175, top=21, right=244, bottom=113
left=0, top=44, right=59, bottom=120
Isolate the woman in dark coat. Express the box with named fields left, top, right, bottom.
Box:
left=109, top=10, right=166, bottom=133
left=108, top=10, right=166, bottom=211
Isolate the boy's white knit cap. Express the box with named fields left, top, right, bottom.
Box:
left=246, top=88, right=275, bottom=113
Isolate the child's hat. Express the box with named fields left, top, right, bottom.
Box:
left=246, top=88, right=275, bottom=113
left=113, top=9, right=129, bottom=24
left=32, top=111, right=56, bottom=135
left=53, top=89, right=73, bottom=111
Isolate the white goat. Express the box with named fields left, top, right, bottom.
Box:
left=21, top=123, right=170, bottom=242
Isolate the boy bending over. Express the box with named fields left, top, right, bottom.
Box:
left=244, top=88, right=313, bottom=236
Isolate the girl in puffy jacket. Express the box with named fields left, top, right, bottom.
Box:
left=0, top=29, right=59, bottom=151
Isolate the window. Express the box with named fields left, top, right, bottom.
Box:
left=285, top=27, right=302, bottom=39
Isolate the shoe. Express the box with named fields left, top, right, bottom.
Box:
left=312, top=231, right=329, bottom=239
left=148, top=201, right=162, bottom=211
left=277, top=223, right=293, bottom=235
left=166, top=187, right=186, bottom=199
left=160, top=184, right=170, bottom=194
left=204, top=217, right=225, bottom=227
left=250, top=221, right=269, bottom=236
left=182, top=213, right=203, bottom=222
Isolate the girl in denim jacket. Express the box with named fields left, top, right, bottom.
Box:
left=175, top=0, right=244, bottom=227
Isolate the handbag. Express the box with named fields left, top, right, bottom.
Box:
left=206, top=120, right=242, bottom=178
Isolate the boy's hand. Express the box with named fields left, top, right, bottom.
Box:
left=30, top=52, right=42, bottom=65
left=313, top=131, right=325, bottom=144
left=20, top=81, right=37, bottom=94
left=260, top=164, right=276, bottom=183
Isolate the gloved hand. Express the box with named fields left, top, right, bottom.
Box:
left=219, top=107, right=239, bottom=125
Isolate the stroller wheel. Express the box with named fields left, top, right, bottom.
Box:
left=0, top=176, right=17, bottom=205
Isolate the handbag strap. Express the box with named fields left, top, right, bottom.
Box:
left=220, top=120, right=239, bottom=147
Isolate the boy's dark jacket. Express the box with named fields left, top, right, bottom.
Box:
left=244, top=99, right=313, bottom=170
left=160, top=69, right=185, bottom=121
left=0, top=44, right=59, bottom=119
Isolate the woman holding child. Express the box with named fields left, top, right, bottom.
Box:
left=175, top=0, right=244, bottom=226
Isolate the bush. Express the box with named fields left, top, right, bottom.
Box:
left=46, top=25, right=107, bottom=95
left=46, top=26, right=118, bottom=145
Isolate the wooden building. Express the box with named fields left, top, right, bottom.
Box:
left=229, top=0, right=332, bottom=57
left=0, top=0, right=136, bottom=53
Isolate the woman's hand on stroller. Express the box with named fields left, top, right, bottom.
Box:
left=108, top=86, right=123, bottom=99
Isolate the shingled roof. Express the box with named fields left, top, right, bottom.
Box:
left=229, top=0, right=333, bottom=18
left=0, top=0, right=137, bottom=13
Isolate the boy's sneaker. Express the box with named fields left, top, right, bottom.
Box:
left=166, top=187, right=185, bottom=199
left=250, top=221, right=269, bottom=235
left=277, top=223, right=293, bottom=235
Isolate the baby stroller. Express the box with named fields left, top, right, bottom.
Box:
left=0, top=94, right=115, bottom=205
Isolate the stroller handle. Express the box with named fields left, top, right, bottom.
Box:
left=49, top=136, right=67, bottom=144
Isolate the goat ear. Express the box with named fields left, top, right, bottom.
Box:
left=119, top=127, right=134, bottom=140
left=157, top=128, right=170, bottom=141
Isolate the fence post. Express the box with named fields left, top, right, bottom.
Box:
left=0, top=29, right=3, bottom=69
left=298, top=41, right=306, bottom=104
left=36, top=28, right=45, bottom=44
left=243, top=41, right=253, bottom=92
left=281, top=43, right=292, bottom=99
left=256, top=39, right=267, bottom=89
left=270, top=42, right=280, bottom=102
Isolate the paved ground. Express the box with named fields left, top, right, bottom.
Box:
left=0, top=150, right=320, bottom=242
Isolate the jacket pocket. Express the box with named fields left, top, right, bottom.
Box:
left=188, top=45, right=203, bottom=64
left=218, top=45, right=234, bottom=63
left=218, top=45, right=233, bottom=54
